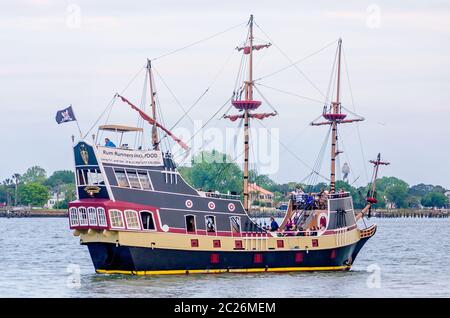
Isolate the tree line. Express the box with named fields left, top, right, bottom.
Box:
left=1, top=151, right=448, bottom=210
left=179, top=151, right=449, bottom=209
left=0, top=166, right=75, bottom=209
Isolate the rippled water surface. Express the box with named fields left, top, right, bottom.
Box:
left=0, top=218, right=449, bottom=297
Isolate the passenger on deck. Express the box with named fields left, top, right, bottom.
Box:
left=269, top=217, right=279, bottom=232
left=104, top=138, right=116, bottom=148
left=285, top=219, right=294, bottom=231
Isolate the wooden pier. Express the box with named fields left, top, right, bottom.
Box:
left=372, top=209, right=449, bottom=218
left=0, top=207, right=67, bottom=218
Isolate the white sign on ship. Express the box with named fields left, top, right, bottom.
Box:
left=97, top=146, right=163, bottom=166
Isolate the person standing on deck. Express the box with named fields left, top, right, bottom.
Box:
left=269, top=216, right=279, bottom=232
left=104, top=138, right=116, bottom=148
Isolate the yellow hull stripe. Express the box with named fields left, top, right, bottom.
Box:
left=96, top=266, right=350, bottom=275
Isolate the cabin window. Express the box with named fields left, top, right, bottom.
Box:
left=185, top=215, right=196, bottom=232
left=77, top=168, right=103, bottom=186
left=97, top=207, right=107, bottom=227
left=87, top=169, right=104, bottom=185
left=162, top=167, right=178, bottom=184
left=109, top=209, right=124, bottom=228
left=205, top=215, right=216, bottom=233
left=126, top=170, right=141, bottom=189
left=230, top=216, right=241, bottom=234
left=140, top=211, right=155, bottom=230
left=138, top=171, right=152, bottom=190
left=88, top=207, right=97, bottom=226
left=78, top=207, right=88, bottom=226
left=69, top=207, right=79, bottom=226
left=77, top=169, right=86, bottom=185
left=124, top=210, right=140, bottom=229
left=114, top=169, right=129, bottom=188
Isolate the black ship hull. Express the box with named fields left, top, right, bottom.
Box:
left=86, top=240, right=369, bottom=274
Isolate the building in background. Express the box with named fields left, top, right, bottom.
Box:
left=248, top=183, right=274, bottom=208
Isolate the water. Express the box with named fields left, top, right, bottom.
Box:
left=0, top=217, right=449, bottom=297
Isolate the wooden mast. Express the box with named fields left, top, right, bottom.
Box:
left=311, top=38, right=364, bottom=193
left=330, top=38, right=342, bottom=193
left=225, top=15, right=272, bottom=211
left=147, top=59, right=159, bottom=150
left=356, top=153, right=390, bottom=221
left=243, top=14, right=254, bottom=211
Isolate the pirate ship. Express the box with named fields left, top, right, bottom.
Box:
left=69, top=15, right=387, bottom=275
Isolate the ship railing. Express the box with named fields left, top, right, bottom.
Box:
left=328, top=192, right=351, bottom=199
left=275, top=229, right=323, bottom=237
left=204, top=192, right=241, bottom=200
left=291, top=193, right=328, bottom=211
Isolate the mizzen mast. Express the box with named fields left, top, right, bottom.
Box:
left=147, top=59, right=159, bottom=150
left=311, top=39, right=363, bottom=193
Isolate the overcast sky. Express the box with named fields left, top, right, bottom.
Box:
left=1, top=0, right=449, bottom=189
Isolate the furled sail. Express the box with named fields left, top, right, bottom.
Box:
left=117, top=94, right=190, bottom=151
left=223, top=112, right=277, bottom=121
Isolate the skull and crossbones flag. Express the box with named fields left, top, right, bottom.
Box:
left=55, top=105, right=77, bottom=124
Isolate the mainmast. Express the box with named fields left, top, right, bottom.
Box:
left=243, top=15, right=254, bottom=212
left=224, top=15, right=273, bottom=211
left=147, top=59, right=159, bottom=150
left=311, top=38, right=363, bottom=193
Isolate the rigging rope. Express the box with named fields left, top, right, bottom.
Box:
left=172, top=96, right=234, bottom=162
left=254, top=39, right=338, bottom=82
left=254, top=119, right=329, bottom=181
left=306, top=125, right=331, bottom=191
left=342, top=45, right=369, bottom=184
left=83, top=65, right=146, bottom=139
left=324, top=43, right=339, bottom=107
left=151, top=22, right=246, bottom=61
left=168, top=45, right=238, bottom=132
left=254, top=22, right=327, bottom=99
left=134, top=70, right=148, bottom=149
left=253, top=85, right=279, bottom=114
left=254, top=83, right=324, bottom=104
left=153, top=67, right=195, bottom=126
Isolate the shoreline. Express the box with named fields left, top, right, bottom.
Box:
left=1, top=208, right=447, bottom=218
left=0, top=209, right=67, bottom=218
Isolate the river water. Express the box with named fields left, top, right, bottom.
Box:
left=0, top=217, right=449, bottom=298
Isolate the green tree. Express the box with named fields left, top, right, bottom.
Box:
left=1, top=179, right=15, bottom=206
left=249, top=171, right=277, bottom=192
left=385, top=184, right=409, bottom=208
left=405, top=195, right=420, bottom=208
left=179, top=151, right=243, bottom=194
left=408, top=183, right=434, bottom=197
left=18, top=182, right=49, bottom=207
left=45, top=170, right=75, bottom=189
left=421, top=192, right=449, bottom=208
left=21, top=166, right=47, bottom=184
left=376, top=176, right=409, bottom=193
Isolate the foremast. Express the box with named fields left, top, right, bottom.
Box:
left=311, top=39, right=363, bottom=193
left=147, top=59, right=160, bottom=150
